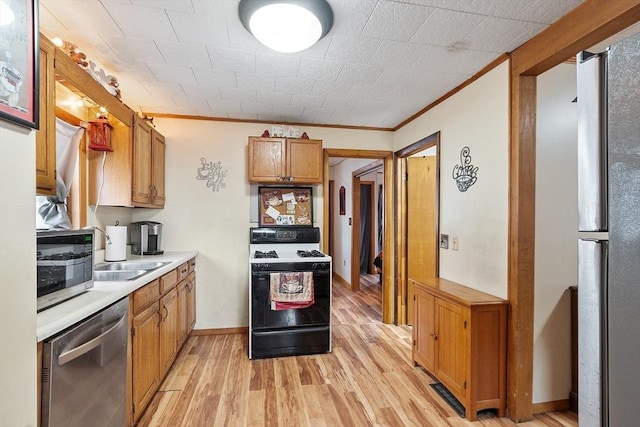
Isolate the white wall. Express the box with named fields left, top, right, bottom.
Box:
left=533, top=63, right=577, bottom=403
left=394, top=61, right=510, bottom=299
left=0, top=123, right=37, bottom=426
left=132, top=120, right=392, bottom=328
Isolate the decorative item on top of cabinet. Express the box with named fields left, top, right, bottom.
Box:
left=248, top=136, right=323, bottom=184
left=35, top=35, right=57, bottom=196
left=412, top=277, right=507, bottom=421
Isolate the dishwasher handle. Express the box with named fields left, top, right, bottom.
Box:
left=58, top=313, right=127, bottom=366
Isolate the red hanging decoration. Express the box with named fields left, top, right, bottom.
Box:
left=88, top=116, right=113, bottom=151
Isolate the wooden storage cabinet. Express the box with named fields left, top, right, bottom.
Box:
left=130, top=258, right=196, bottom=421
left=412, top=278, right=507, bottom=421
left=89, top=116, right=165, bottom=208
left=248, top=137, right=323, bottom=183
left=132, top=117, right=165, bottom=207
left=35, top=35, right=57, bottom=196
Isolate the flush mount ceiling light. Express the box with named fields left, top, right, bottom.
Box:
left=239, top=0, right=333, bottom=53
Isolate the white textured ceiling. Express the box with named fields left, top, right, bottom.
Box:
left=38, top=0, right=584, bottom=129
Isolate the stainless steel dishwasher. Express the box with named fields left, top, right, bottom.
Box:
left=41, top=297, right=129, bottom=427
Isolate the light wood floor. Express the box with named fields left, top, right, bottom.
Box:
left=137, top=274, right=578, bottom=427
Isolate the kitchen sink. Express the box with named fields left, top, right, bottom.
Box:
left=93, top=270, right=148, bottom=281
left=94, top=261, right=170, bottom=271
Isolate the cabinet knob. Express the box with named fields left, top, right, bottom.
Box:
left=431, top=334, right=438, bottom=340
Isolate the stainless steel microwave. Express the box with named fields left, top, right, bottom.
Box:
left=37, top=229, right=94, bottom=312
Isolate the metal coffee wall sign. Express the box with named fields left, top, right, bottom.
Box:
left=452, top=146, right=478, bottom=192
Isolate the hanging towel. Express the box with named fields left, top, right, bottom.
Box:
left=270, top=272, right=314, bottom=310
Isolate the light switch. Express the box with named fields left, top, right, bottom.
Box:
left=452, top=235, right=459, bottom=251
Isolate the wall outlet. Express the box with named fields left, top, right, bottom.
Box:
left=451, top=235, right=459, bottom=251
left=440, top=234, right=449, bottom=249
left=343, top=260, right=346, bottom=266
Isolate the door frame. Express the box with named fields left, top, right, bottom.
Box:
left=395, top=132, right=440, bottom=325
left=323, top=149, right=394, bottom=323
left=351, top=172, right=378, bottom=291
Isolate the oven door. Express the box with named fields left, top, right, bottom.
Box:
left=251, top=262, right=331, bottom=330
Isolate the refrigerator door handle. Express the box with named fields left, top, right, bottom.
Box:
left=577, top=51, right=608, bottom=232
left=578, top=238, right=608, bottom=427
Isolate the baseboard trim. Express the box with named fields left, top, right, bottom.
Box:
left=190, top=327, right=247, bottom=336
left=532, top=399, right=570, bottom=414
left=333, top=272, right=351, bottom=289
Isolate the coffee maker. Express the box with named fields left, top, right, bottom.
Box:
left=129, top=221, right=164, bottom=255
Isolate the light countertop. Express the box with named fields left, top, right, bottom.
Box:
left=37, top=251, right=198, bottom=342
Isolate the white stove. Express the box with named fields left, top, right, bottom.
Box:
left=248, top=226, right=332, bottom=359
left=249, top=227, right=331, bottom=263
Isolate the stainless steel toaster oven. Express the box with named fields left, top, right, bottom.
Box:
left=37, top=229, right=94, bottom=311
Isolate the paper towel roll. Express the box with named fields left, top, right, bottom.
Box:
left=105, top=225, right=127, bottom=261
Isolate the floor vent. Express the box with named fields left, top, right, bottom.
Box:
left=430, top=382, right=465, bottom=417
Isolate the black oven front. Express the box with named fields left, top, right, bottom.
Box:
left=250, top=261, right=331, bottom=358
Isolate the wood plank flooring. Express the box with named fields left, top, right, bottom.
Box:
left=137, top=274, right=577, bottom=427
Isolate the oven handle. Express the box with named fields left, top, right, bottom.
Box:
left=252, top=269, right=331, bottom=277
left=57, top=313, right=127, bottom=366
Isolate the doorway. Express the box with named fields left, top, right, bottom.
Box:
left=323, top=149, right=394, bottom=323
left=395, top=132, right=440, bottom=325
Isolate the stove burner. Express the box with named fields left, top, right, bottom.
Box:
left=254, top=250, right=278, bottom=259
left=297, top=250, right=326, bottom=258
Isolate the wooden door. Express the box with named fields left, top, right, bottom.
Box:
left=435, top=299, right=467, bottom=400
left=287, top=139, right=323, bottom=183
left=413, top=282, right=436, bottom=373
left=187, top=272, right=196, bottom=331
left=159, top=287, right=179, bottom=376
left=151, top=130, right=166, bottom=207
left=406, top=156, right=437, bottom=324
left=132, top=302, right=160, bottom=419
left=36, top=35, right=56, bottom=196
left=132, top=118, right=153, bottom=205
left=177, top=279, right=189, bottom=345
left=248, top=137, right=285, bottom=182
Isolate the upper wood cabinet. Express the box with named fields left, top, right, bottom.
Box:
left=412, top=277, right=507, bottom=421
left=35, top=35, right=57, bottom=196
left=88, top=116, right=165, bottom=208
left=248, top=137, right=323, bottom=184
left=132, top=117, right=165, bottom=208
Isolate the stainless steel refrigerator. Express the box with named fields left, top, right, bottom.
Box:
left=577, top=32, right=640, bottom=427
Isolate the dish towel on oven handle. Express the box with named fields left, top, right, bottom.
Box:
left=270, top=272, right=315, bottom=310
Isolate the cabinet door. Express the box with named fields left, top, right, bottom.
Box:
left=435, top=299, right=467, bottom=400
left=248, top=137, right=286, bottom=182
left=159, top=287, right=179, bottom=376
left=177, top=279, right=189, bottom=346
left=132, top=118, right=153, bottom=205
left=287, top=138, right=323, bottom=183
left=151, top=130, right=165, bottom=207
left=187, top=271, right=196, bottom=331
left=132, top=302, right=160, bottom=419
left=36, top=35, right=56, bottom=196
left=413, top=285, right=436, bottom=373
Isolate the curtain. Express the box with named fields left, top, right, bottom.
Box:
left=359, top=184, right=372, bottom=274
left=36, top=118, right=84, bottom=229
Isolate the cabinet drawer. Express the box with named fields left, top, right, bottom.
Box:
left=160, top=268, right=179, bottom=294
left=188, top=258, right=196, bottom=274
left=177, top=262, right=189, bottom=282
left=133, top=279, right=160, bottom=313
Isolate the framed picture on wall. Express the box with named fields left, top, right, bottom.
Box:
left=259, top=186, right=313, bottom=226
left=0, top=0, right=39, bottom=129
left=339, top=186, right=345, bottom=215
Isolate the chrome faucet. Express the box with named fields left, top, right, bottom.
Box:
left=83, top=226, right=111, bottom=244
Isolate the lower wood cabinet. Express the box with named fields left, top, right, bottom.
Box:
left=130, top=258, right=196, bottom=422
left=412, top=277, right=507, bottom=421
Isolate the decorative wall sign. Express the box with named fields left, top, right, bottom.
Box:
left=452, top=146, right=478, bottom=192
left=0, top=0, right=38, bottom=129
left=196, top=157, right=228, bottom=192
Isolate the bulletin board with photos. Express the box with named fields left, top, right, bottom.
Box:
left=259, top=187, right=313, bottom=227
